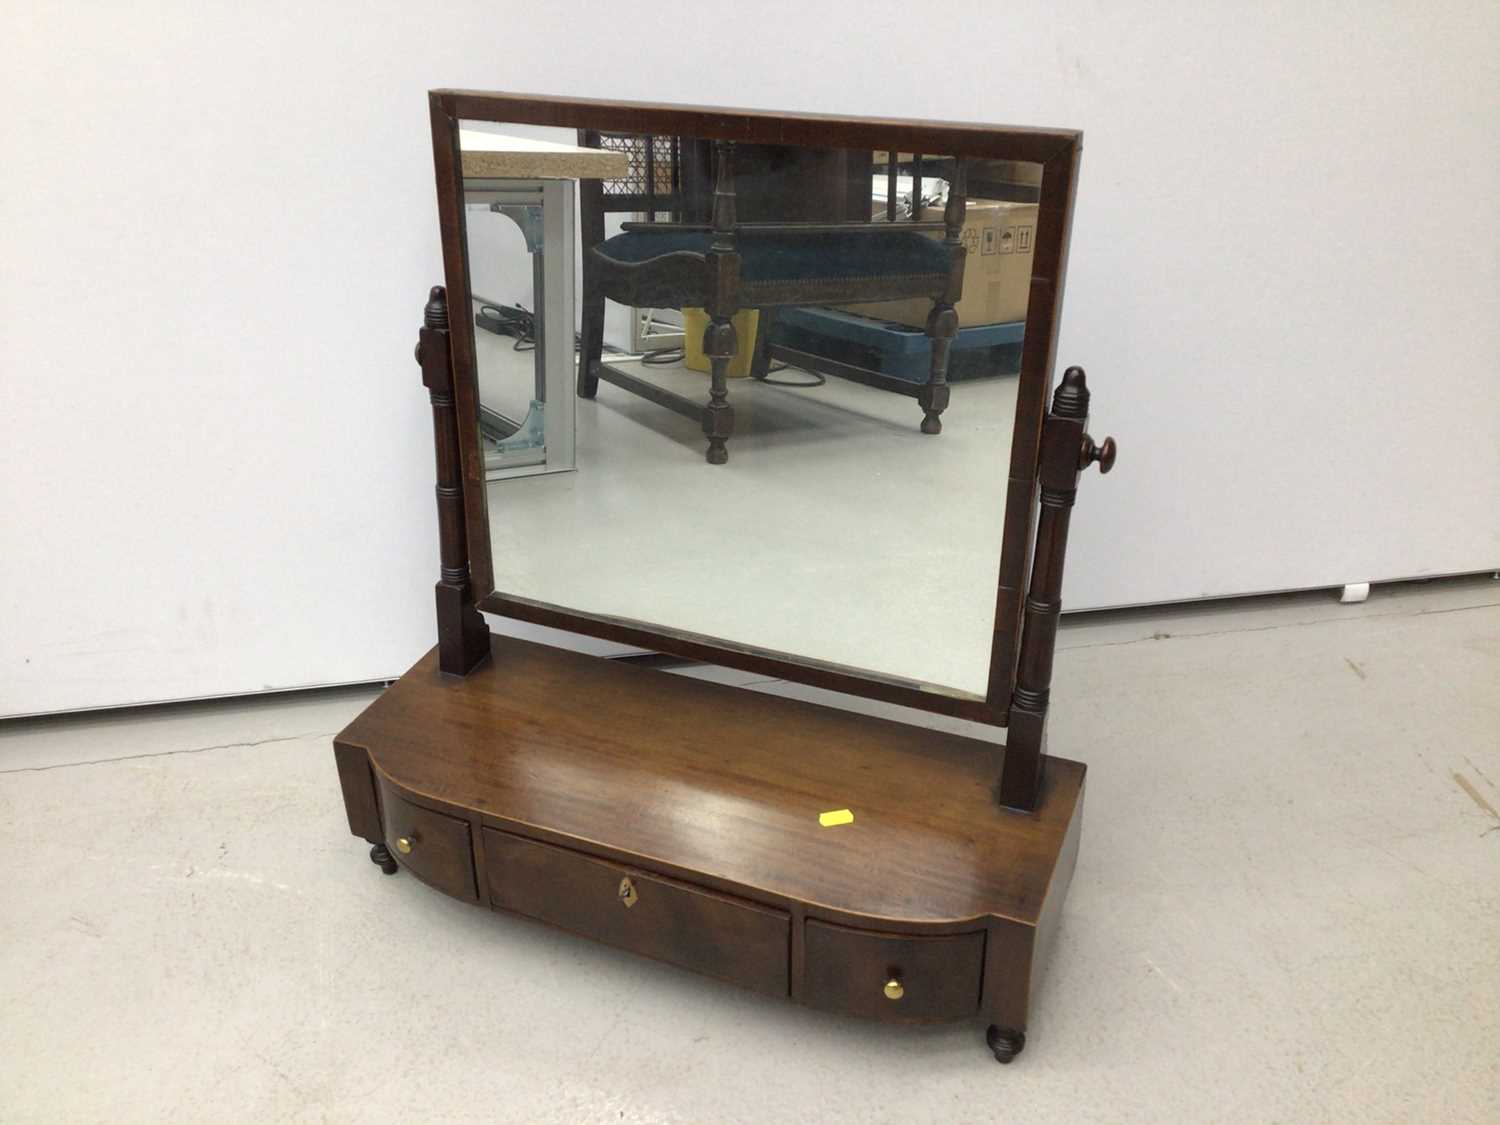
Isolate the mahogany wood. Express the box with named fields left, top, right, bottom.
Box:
left=999, top=367, right=1115, bottom=810
left=482, top=829, right=790, bottom=997
left=333, top=740, right=381, bottom=843
left=416, top=286, right=487, bottom=676
left=427, top=92, right=1089, bottom=728
left=986, top=138, right=1083, bottom=713
left=369, top=93, right=1114, bottom=1059
left=474, top=590, right=1001, bottom=724
left=334, top=632, right=1085, bottom=1050
left=378, top=777, right=478, bottom=902
left=428, top=100, right=492, bottom=608
left=437, top=90, right=1079, bottom=164
left=803, top=921, right=985, bottom=1022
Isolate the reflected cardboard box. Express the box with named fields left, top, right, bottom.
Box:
left=840, top=198, right=1038, bottom=329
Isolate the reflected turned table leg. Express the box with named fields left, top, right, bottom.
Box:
left=920, top=301, right=956, bottom=434
left=702, top=139, right=740, bottom=465
left=920, top=159, right=967, bottom=435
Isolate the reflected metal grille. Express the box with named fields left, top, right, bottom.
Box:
left=597, top=133, right=677, bottom=199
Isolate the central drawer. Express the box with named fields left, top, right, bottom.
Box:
left=481, top=829, right=790, bottom=997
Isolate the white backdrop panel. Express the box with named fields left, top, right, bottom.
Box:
left=3, top=1, right=1496, bottom=716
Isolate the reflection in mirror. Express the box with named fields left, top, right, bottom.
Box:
left=458, top=123, right=1040, bottom=698
left=459, top=126, right=602, bottom=479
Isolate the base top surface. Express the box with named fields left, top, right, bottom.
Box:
left=338, top=636, right=1084, bottom=928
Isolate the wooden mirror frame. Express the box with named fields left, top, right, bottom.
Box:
left=428, top=90, right=1083, bottom=728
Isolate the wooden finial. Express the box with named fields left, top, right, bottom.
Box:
left=424, top=285, right=449, bottom=331
left=1051, top=366, right=1090, bottom=420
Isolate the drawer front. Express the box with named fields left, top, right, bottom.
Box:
left=379, top=782, right=477, bottom=903
left=482, top=829, right=789, bottom=997
left=803, top=920, right=985, bottom=1021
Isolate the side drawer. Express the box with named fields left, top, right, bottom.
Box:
left=803, top=919, right=985, bottom=1022
left=482, top=829, right=789, bottom=997
left=378, top=780, right=477, bottom=903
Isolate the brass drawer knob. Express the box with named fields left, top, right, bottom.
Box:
left=395, top=836, right=413, bottom=855
left=884, top=977, right=905, bottom=1001
left=618, top=876, right=638, bottom=908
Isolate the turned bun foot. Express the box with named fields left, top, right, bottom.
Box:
left=920, top=412, right=943, bottom=435
left=986, top=1024, right=1025, bottom=1064
left=706, top=440, right=728, bottom=465
left=369, top=842, right=398, bottom=875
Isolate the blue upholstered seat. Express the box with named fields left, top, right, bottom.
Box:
left=596, top=228, right=950, bottom=284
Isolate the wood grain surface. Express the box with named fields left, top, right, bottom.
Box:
left=337, top=634, right=1084, bottom=929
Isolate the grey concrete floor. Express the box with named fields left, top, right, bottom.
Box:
left=2, top=577, right=1497, bottom=1123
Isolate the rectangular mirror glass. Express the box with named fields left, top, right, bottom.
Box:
left=454, top=113, right=1048, bottom=701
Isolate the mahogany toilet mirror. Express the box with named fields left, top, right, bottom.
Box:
left=334, top=89, right=1115, bottom=1064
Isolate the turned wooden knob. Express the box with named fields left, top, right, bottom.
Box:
left=883, top=977, right=905, bottom=1000
left=395, top=836, right=413, bottom=855
left=1081, top=434, right=1116, bottom=474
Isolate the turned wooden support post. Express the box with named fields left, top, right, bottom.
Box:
left=575, top=129, right=606, bottom=400
left=920, top=159, right=966, bottom=435
left=701, top=139, right=740, bottom=465
left=999, top=366, right=1116, bottom=810
left=416, top=285, right=489, bottom=675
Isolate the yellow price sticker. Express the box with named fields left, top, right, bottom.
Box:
left=818, top=808, right=854, bottom=828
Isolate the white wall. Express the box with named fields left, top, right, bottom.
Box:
left=4, top=2, right=1497, bottom=716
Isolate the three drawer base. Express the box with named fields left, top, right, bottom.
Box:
left=332, top=637, right=1086, bottom=1061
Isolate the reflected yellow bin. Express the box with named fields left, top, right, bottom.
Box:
left=681, top=307, right=760, bottom=379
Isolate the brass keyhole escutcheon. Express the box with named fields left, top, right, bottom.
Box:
left=395, top=836, right=413, bottom=855
left=618, top=876, right=638, bottom=908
